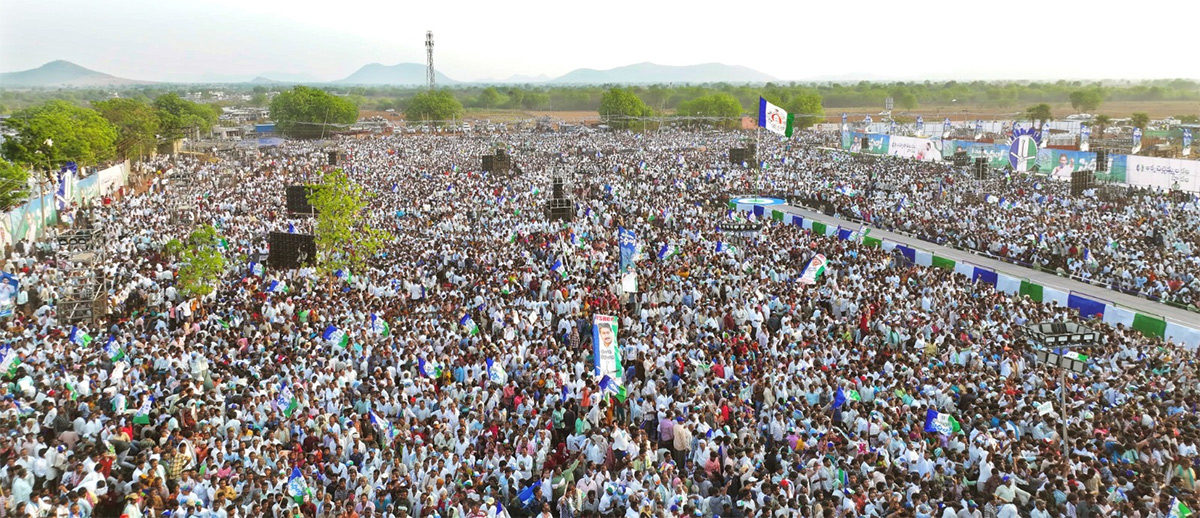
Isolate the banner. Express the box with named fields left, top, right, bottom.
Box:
left=0, top=272, right=17, bottom=317
left=592, top=314, right=622, bottom=380
left=1038, top=149, right=1097, bottom=180
left=1080, top=125, right=1091, bottom=152
left=943, top=118, right=951, bottom=137
left=1125, top=156, right=1200, bottom=192
left=851, top=132, right=889, bottom=154
left=618, top=227, right=636, bottom=273
left=1184, top=129, right=1192, bottom=157
left=941, top=140, right=1009, bottom=168
left=915, top=116, right=923, bottom=135
left=841, top=129, right=854, bottom=150
left=887, top=136, right=942, bottom=161
left=798, top=254, right=827, bottom=285
left=1132, top=128, right=1143, bottom=154
left=1096, top=154, right=1128, bottom=184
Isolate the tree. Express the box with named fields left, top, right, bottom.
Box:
left=308, top=168, right=393, bottom=280
left=93, top=98, right=159, bottom=160
left=1131, top=112, right=1150, bottom=130
left=676, top=93, right=743, bottom=128
left=249, top=93, right=269, bottom=107
left=1025, top=103, right=1053, bottom=125
left=599, top=88, right=653, bottom=130
left=269, top=86, right=359, bottom=138
left=785, top=91, right=825, bottom=130
left=1068, top=89, right=1103, bottom=112
left=478, top=87, right=504, bottom=109
left=1094, top=114, right=1112, bottom=135
left=405, top=90, right=463, bottom=126
left=154, top=93, right=219, bottom=141
left=0, top=160, right=30, bottom=211
left=174, top=224, right=228, bottom=298
left=893, top=90, right=918, bottom=110
left=1, top=100, right=117, bottom=167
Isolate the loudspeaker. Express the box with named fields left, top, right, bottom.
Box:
left=1095, top=149, right=1108, bottom=172
left=974, top=158, right=988, bottom=180
left=546, top=198, right=574, bottom=222
left=482, top=155, right=495, bottom=172
left=861, top=137, right=870, bottom=150
left=952, top=150, right=969, bottom=167
left=729, top=148, right=743, bottom=165
left=286, top=185, right=317, bottom=215
left=327, top=151, right=340, bottom=166
left=744, top=144, right=756, bottom=162
left=268, top=232, right=317, bottom=270
left=552, top=178, right=565, bottom=199
left=1070, top=169, right=1094, bottom=196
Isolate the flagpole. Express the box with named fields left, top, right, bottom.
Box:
left=754, top=125, right=761, bottom=192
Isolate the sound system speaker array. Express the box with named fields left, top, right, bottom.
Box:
left=729, top=146, right=758, bottom=167
left=327, top=151, right=340, bottom=166
left=285, top=185, right=318, bottom=215
left=861, top=137, right=870, bottom=150
left=1095, top=149, right=1108, bottom=172
left=973, top=158, right=988, bottom=180
left=482, top=150, right=511, bottom=173
left=268, top=232, right=317, bottom=270
left=952, top=151, right=970, bottom=167
left=1070, top=169, right=1095, bottom=196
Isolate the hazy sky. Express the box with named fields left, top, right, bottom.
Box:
left=3, top=0, right=1198, bottom=82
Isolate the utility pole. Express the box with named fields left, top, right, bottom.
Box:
left=425, top=31, right=435, bottom=91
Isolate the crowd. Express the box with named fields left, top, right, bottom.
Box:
left=0, top=128, right=1197, bottom=518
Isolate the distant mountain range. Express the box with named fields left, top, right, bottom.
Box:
left=2, top=60, right=779, bottom=87
left=549, top=62, right=776, bottom=84
left=334, top=63, right=457, bottom=86
left=0, top=60, right=151, bottom=87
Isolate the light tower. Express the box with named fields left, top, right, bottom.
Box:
left=425, top=30, right=435, bottom=90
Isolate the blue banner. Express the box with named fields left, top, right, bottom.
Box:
left=916, top=116, right=923, bottom=134
left=943, top=118, right=951, bottom=136
left=618, top=227, right=637, bottom=273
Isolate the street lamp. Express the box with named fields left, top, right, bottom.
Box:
left=1026, top=321, right=1099, bottom=475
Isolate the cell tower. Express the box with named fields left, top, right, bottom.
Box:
left=425, top=30, right=435, bottom=90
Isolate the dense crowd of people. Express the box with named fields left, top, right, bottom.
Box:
left=0, top=128, right=1197, bottom=518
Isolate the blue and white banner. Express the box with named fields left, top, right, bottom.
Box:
left=593, top=314, right=621, bottom=380
left=915, top=116, right=923, bottom=135
left=1132, top=128, right=1143, bottom=154
left=0, top=272, right=18, bottom=318
left=1183, top=129, right=1191, bottom=156
left=943, top=118, right=951, bottom=137
left=1080, top=125, right=1091, bottom=152
left=618, top=227, right=637, bottom=273
left=975, top=120, right=983, bottom=140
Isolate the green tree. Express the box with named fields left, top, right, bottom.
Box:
left=785, top=91, right=825, bottom=130
left=478, top=87, right=504, bottom=109
left=1094, top=114, right=1112, bottom=135
left=1025, top=103, right=1053, bottom=125
left=599, top=88, right=653, bottom=130
left=676, top=93, right=743, bottom=128
left=1131, top=112, right=1150, bottom=130
left=269, top=86, right=359, bottom=138
left=405, top=90, right=463, bottom=125
left=175, top=224, right=228, bottom=298
left=249, top=93, right=269, bottom=107
left=154, top=93, right=219, bottom=141
left=0, top=160, right=30, bottom=211
left=93, top=98, right=160, bottom=160
left=1068, top=89, right=1103, bottom=112
left=893, top=89, right=918, bottom=110
left=308, top=168, right=393, bottom=280
left=1, top=100, right=117, bottom=166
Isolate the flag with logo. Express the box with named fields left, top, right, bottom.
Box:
left=276, top=382, right=299, bottom=418
left=599, top=374, right=627, bottom=403
left=618, top=227, right=637, bottom=273
left=248, top=262, right=264, bottom=277
left=322, top=324, right=349, bottom=348
left=132, top=397, right=153, bottom=425
left=758, top=97, right=794, bottom=137
left=69, top=326, right=93, bottom=347
left=335, top=268, right=353, bottom=284
left=915, top=116, right=923, bottom=135
left=0, top=345, right=21, bottom=378
left=923, top=409, right=961, bottom=435
left=369, top=411, right=398, bottom=442
left=486, top=357, right=508, bottom=384
left=1169, top=498, right=1192, bottom=518
left=103, top=336, right=126, bottom=362
left=370, top=313, right=390, bottom=337
left=943, top=118, right=951, bottom=136
left=798, top=254, right=827, bottom=285
left=460, top=313, right=480, bottom=336
left=551, top=259, right=566, bottom=279
left=287, top=467, right=312, bottom=503
left=266, top=280, right=289, bottom=294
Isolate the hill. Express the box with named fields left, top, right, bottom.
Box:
left=549, top=62, right=775, bottom=85
left=0, top=60, right=149, bottom=87
left=335, top=63, right=456, bottom=85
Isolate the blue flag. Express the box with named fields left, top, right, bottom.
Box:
left=832, top=387, right=846, bottom=409
left=618, top=227, right=637, bottom=273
